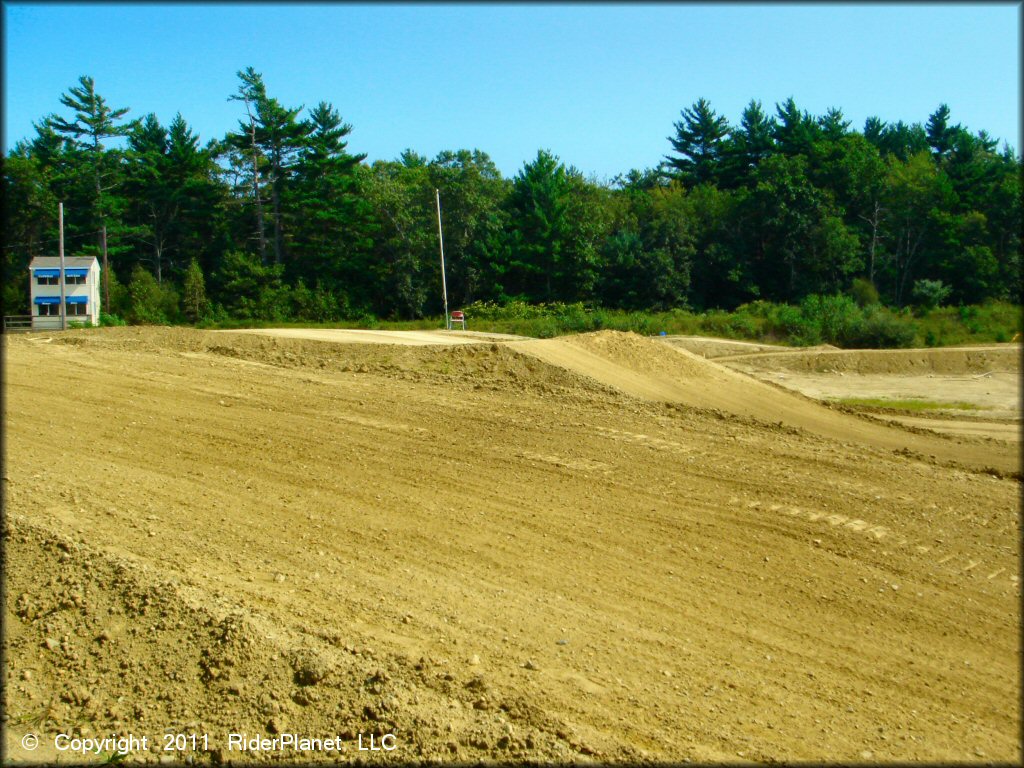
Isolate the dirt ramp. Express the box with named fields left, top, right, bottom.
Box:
left=507, top=331, right=728, bottom=404
left=509, top=331, right=1020, bottom=474
left=510, top=330, right=841, bottom=416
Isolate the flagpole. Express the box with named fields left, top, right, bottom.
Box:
left=435, top=188, right=449, bottom=330
left=59, top=202, right=66, bottom=331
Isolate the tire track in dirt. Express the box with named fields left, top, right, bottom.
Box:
left=727, top=496, right=1019, bottom=591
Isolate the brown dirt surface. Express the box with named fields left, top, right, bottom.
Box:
left=877, top=415, right=1021, bottom=443
left=231, top=328, right=528, bottom=346
left=724, top=343, right=1021, bottom=375
left=715, top=341, right=1020, bottom=443
left=660, top=335, right=838, bottom=359
left=3, top=326, right=1020, bottom=764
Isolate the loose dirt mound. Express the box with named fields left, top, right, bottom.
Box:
left=508, top=330, right=736, bottom=405
left=567, top=329, right=718, bottom=378
left=3, top=515, right=584, bottom=764
left=728, top=345, right=1020, bottom=374
left=31, top=326, right=622, bottom=402
left=234, top=328, right=527, bottom=346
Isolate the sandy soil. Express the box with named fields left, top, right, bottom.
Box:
left=720, top=343, right=1020, bottom=375
left=878, top=415, right=1021, bottom=443
left=706, top=341, right=1020, bottom=442
left=230, top=328, right=528, bottom=346
left=3, top=327, right=1020, bottom=764
left=657, top=336, right=795, bottom=359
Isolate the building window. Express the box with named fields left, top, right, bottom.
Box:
left=38, top=303, right=61, bottom=316
left=65, top=274, right=86, bottom=285
left=36, top=276, right=58, bottom=285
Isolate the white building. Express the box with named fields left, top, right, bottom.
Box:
left=29, top=256, right=101, bottom=329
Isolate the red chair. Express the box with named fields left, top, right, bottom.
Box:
left=449, top=310, right=466, bottom=330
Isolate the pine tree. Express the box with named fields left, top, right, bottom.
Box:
left=925, top=104, right=960, bottom=161
left=125, top=114, right=172, bottom=281
left=818, top=107, right=852, bottom=141
left=772, top=97, right=819, bottom=157
left=253, top=93, right=310, bottom=265
left=720, top=99, right=775, bottom=187
left=43, top=75, right=136, bottom=254
left=506, top=150, right=570, bottom=301
left=289, top=102, right=369, bottom=287
left=227, top=67, right=270, bottom=262
left=665, top=98, right=730, bottom=187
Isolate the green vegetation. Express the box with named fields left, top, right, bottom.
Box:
left=3, top=74, right=1020, bottom=334
left=832, top=397, right=982, bottom=412
left=189, top=297, right=1018, bottom=349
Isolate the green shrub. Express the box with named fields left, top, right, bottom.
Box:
left=912, top=279, right=952, bottom=312
left=558, top=303, right=594, bottom=333
left=763, top=303, right=805, bottom=342
left=800, top=294, right=864, bottom=346
left=182, top=259, right=209, bottom=323
left=844, top=306, right=916, bottom=348
left=101, top=266, right=131, bottom=318
left=735, top=300, right=776, bottom=319
left=850, top=277, right=880, bottom=308
left=127, top=265, right=166, bottom=324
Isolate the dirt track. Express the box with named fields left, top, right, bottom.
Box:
left=3, top=327, right=1020, bottom=764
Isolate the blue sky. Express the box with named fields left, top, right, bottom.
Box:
left=3, top=3, right=1020, bottom=180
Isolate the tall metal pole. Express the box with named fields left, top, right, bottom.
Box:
left=59, top=202, right=66, bottom=331
left=435, top=188, right=449, bottom=330
left=101, top=225, right=109, bottom=313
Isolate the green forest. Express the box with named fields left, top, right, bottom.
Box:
left=3, top=70, right=1020, bottom=345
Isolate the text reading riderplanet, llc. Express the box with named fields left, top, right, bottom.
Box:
left=229, top=733, right=398, bottom=753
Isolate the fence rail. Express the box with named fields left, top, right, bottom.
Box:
left=3, top=315, right=97, bottom=332
left=3, top=315, right=34, bottom=332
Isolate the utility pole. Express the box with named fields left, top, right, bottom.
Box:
left=435, top=188, right=449, bottom=330
left=59, top=202, right=67, bottom=331
left=101, top=225, right=109, bottom=313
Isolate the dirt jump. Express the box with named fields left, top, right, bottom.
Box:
left=3, top=327, right=1019, bottom=764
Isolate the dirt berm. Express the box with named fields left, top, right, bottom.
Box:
left=722, top=344, right=1020, bottom=375
left=3, top=327, right=1020, bottom=764
left=509, top=332, right=1019, bottom=475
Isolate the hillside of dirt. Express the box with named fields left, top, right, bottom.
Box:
left=3, top=326, right=1020, bottom=764
left=509, top=332, right=1019, bottom=475
left=724, top=344, right=1020, bottom=375
left=702, top=339, right=1021, bottom=441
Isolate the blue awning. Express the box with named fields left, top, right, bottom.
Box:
left=34, top=296, right=60, bottom=305
left=33, top=269, right=60, bottom=278
left=66, top=295, right=88, bottom=304
left=65, top=268, right=88, bottom=277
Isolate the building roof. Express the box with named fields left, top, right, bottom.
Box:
left=29, top=256, right=100, bottom=269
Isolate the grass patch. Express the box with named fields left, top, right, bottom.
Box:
left=833, top=397, right=982, bottom=411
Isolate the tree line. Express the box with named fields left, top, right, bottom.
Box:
left=3, top=70, right=1020, bottom=324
